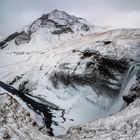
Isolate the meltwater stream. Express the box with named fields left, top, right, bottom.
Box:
left=0, top=62, right=139, bottom=136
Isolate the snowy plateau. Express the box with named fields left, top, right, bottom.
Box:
left=0, top=9, right=140, bottom=140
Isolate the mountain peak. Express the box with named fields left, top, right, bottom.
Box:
left=45, top=9, right=79, bottom=25
left=0, top=10, right=100, bottom=49
left=26, top=9, right=91, bottom=35
left=50, top=9, right=65, bottom=14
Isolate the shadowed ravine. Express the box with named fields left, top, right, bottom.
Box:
left=0, top=62, right=139, bottom=136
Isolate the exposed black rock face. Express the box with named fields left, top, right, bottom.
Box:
left=49, top=71, right=94, bottom=88
left=0, top=81, right=65, bottom=136
left=9, top=75, right=23, bottom=85
left=81, top=24, right=90, bottom=31
left=55, top=24, right=67, bottom=29
left=81, top=50, right=94, bottom=59
left=98, top=65, right=117, bottom=80
left=28, top=19, right=57, bottom=34
left=0, top=32, right=21, bottom=49
left=0, top=31, right=31, bottom=49
left=123, top=83, right=140, bottom=105
left=19, top=81, right=30, bottom=94
left=39, top=14, right=49, bottom=20
left=101, top=57, right=128, bottom=73
left=103, top=40, right=112, bottom=45
left=29, top=18, right=70, bottom=33
left=52, top=27, right=74, bottom=35
left=49, top=51, right=128, bottom=97
left=15, top=31, right=31, bottom=45
left=123, top=93, right=138, bottom=105
left=123, top=64, right=140, bottom=105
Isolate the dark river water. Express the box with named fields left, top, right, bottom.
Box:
left=0, top=81, right=65, bottom=136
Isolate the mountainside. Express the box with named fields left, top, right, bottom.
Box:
left=0, top=9, right=104, bottom=52
left=0, top=10, right=140, bottom=140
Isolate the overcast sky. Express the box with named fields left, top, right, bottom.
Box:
left=0, top=0, right=140, bottom=37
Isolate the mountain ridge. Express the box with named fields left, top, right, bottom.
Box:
left=0, top=9, right=105, bottom=51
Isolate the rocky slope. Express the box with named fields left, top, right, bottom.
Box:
left=0, top=93, right=56, bottom=140
left=0, top=10, right=140, bottom=140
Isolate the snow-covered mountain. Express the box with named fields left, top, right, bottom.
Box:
left=0, top=9, right=104, bottom=52
left=0, top=10, right=140, bottom=140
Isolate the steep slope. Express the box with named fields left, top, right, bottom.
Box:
left=0, top=93, right=56, bottom=140
left=0, top=10, right=140, bottom=139
left=0, top=9, right=103, bottom=52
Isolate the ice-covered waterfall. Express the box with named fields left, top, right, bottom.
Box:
left=53, top=62, right=139, bottom=136
left=120, top=62, right=139, bottom=96
left=110, top=61, right=139, bottom=113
